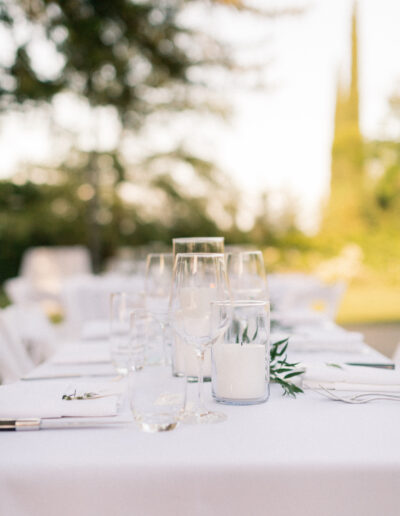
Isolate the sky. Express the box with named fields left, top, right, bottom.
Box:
left=1, top=0, right=400, bottom=233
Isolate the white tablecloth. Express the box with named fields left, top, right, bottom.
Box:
left=1, top=328, right=400, bottom=516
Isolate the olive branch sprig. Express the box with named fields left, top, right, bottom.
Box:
left=270, top=338, right=304, bottom=397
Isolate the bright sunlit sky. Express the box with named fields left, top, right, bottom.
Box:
left=1, top=0, right=400, bottom=233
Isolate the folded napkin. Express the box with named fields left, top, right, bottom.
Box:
left=302, top=363, right=400, bottom=392
left=81, top=320, right=110, bottom=341
left=271, top=309, right=328, bottom=326
left=24, top=362, right=116, bottom=380
left=0, top=381, right=124, bottom=419
left=289, top=331, right=365, bottom=353
left=51, top=346, right=111, bottom=365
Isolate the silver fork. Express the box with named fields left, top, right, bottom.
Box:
left=314, top=386, right=400, bottom=404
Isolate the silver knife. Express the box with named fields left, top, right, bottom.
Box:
left=0, top=418, right=131, bottom=431
left=21, top=373, right=118, bottom=381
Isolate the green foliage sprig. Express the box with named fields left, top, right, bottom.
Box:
left=270, top=338, right=304, bottom=397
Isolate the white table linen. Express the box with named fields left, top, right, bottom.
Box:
left=1, top=381, right=400, bottom=516
left=1, top=321, right=400, bottom=516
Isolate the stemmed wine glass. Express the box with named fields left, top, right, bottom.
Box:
left=172, top=237, right=224, bottom=379
left=145, top=253, right=173, bottom=364
left=169, top=253, right=231, bottom=424
left=226, top=250, right=268, bottom=301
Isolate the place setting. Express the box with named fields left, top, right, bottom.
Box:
left=3, top=235, right=400, bottom=437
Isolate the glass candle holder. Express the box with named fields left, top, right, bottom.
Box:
left=212, top=300, right=270, bottom=405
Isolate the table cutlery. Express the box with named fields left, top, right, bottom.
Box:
left=345, top=362, right=395, bottom=370
left=0, top=417, right=131, bottom=431
left=314, top=386, right=400, bottom=404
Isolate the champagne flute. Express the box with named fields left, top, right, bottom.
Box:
left=145, top=253, right=173, bottom=364
left=169, top=253, right=231, bottom=424
left=226, top=250, right=268, bottom=301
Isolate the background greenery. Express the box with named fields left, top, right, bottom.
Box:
left=1, top=1, right=400, bottom=324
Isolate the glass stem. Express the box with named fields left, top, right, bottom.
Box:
left=196, top=349, right=207, bottom=415
left=160, top=322, right=168, bottom=366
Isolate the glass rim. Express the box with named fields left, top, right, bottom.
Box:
left=212, top=299, right=269, bottom=307
left=226, top=250, right=263, bottom=256
left=175, top=252, right=225, bottom=259
left=173, top=237, right=224, bottom=243
left=146, top=252, right=173, bottom=258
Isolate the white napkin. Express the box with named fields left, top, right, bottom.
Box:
left=81, top=320, right=110, bottom=340
left=24, top=362, right=116, bottom=380
left=289, top=331, right=364, bottom=353
left=51, top=346, right=111, bottom=365
left=0, top=381, right=123, bottom=419
left=303, top=363, right=400, bottom=392
left=271, top=309, right=328, bottom=326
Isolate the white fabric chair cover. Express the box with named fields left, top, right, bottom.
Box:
left=5, top=246, right=92, bottom=306
left=0, top=308, right=35, bottom=377
left=268, top=273, right=346, bottom=320
left=0, top=326, right=24, bottom=384
left=61, top=274, right=145, bottom=333
left=0, top=305, right=55, bottom=367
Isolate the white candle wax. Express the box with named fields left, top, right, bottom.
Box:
left=173, top=337, right=212, bottom=377
left=213, top=343, right=266, bottom=400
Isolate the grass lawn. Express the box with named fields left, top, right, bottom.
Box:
left=337, top=284, right=400, bottom=324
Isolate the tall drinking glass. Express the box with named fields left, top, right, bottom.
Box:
left=226, top=250, right=268, bottom=301
left=110, top=292, right=143, bottom=375
left=172, top=237, right=224, bottom=378
left=169, top=253, right=231, bottom=424
left=173, top=237, right=224, bottom=255
left=145, top=253, right=173, bottom=364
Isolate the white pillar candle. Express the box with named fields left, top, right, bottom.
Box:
left=213, top=343, right=266, bottom=400
left=173, top=338, right=212, bottom=378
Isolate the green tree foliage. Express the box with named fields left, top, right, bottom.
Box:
left=0, top=0, right=303, bottom=278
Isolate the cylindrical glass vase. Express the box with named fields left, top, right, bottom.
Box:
left=212, top=300, right=270, bottom=405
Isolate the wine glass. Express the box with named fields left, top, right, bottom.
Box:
left=226, top=250, right=268, bottom=301
left=145, top=253, right=173, bottom=364
left=171, top=237, right=224, bottom=378
left=169, top=253, right=231, bottom=424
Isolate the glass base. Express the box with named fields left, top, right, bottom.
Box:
left=213, top=391, right=269, bottom=406
left=214, top=396, right=268, bottom=406
left=135, top=413, right=179, bottom=433
left=180, top=410, right=227, bottom=425
left=172, top=372, right=211, bottom=382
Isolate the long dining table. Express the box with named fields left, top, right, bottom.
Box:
left=1, top=316, right=400, bottom=516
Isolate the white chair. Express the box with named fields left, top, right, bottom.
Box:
left=61, top=274, right=145, bottom=334
left=268, top=273, right=346, bottom=321
left=0, top=305, right=55, bottom=368
left=0, top=308, right=35, bottom=378
left=4, top=246, right=92, bottom=308
left=0, top=325, right=25, bottom=384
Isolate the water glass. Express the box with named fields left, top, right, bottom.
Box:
left=110, top=292, right=143, bottom=375
left=129, top=363, right=185, bottom=432
left=226, top=250, right=268, bottom=301
left=172, top=237, right=224, bottom=255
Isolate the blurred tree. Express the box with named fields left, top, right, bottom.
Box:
left=0, top=0, right=301, bottom=276
left=321, top=4, right=365, bottom=241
